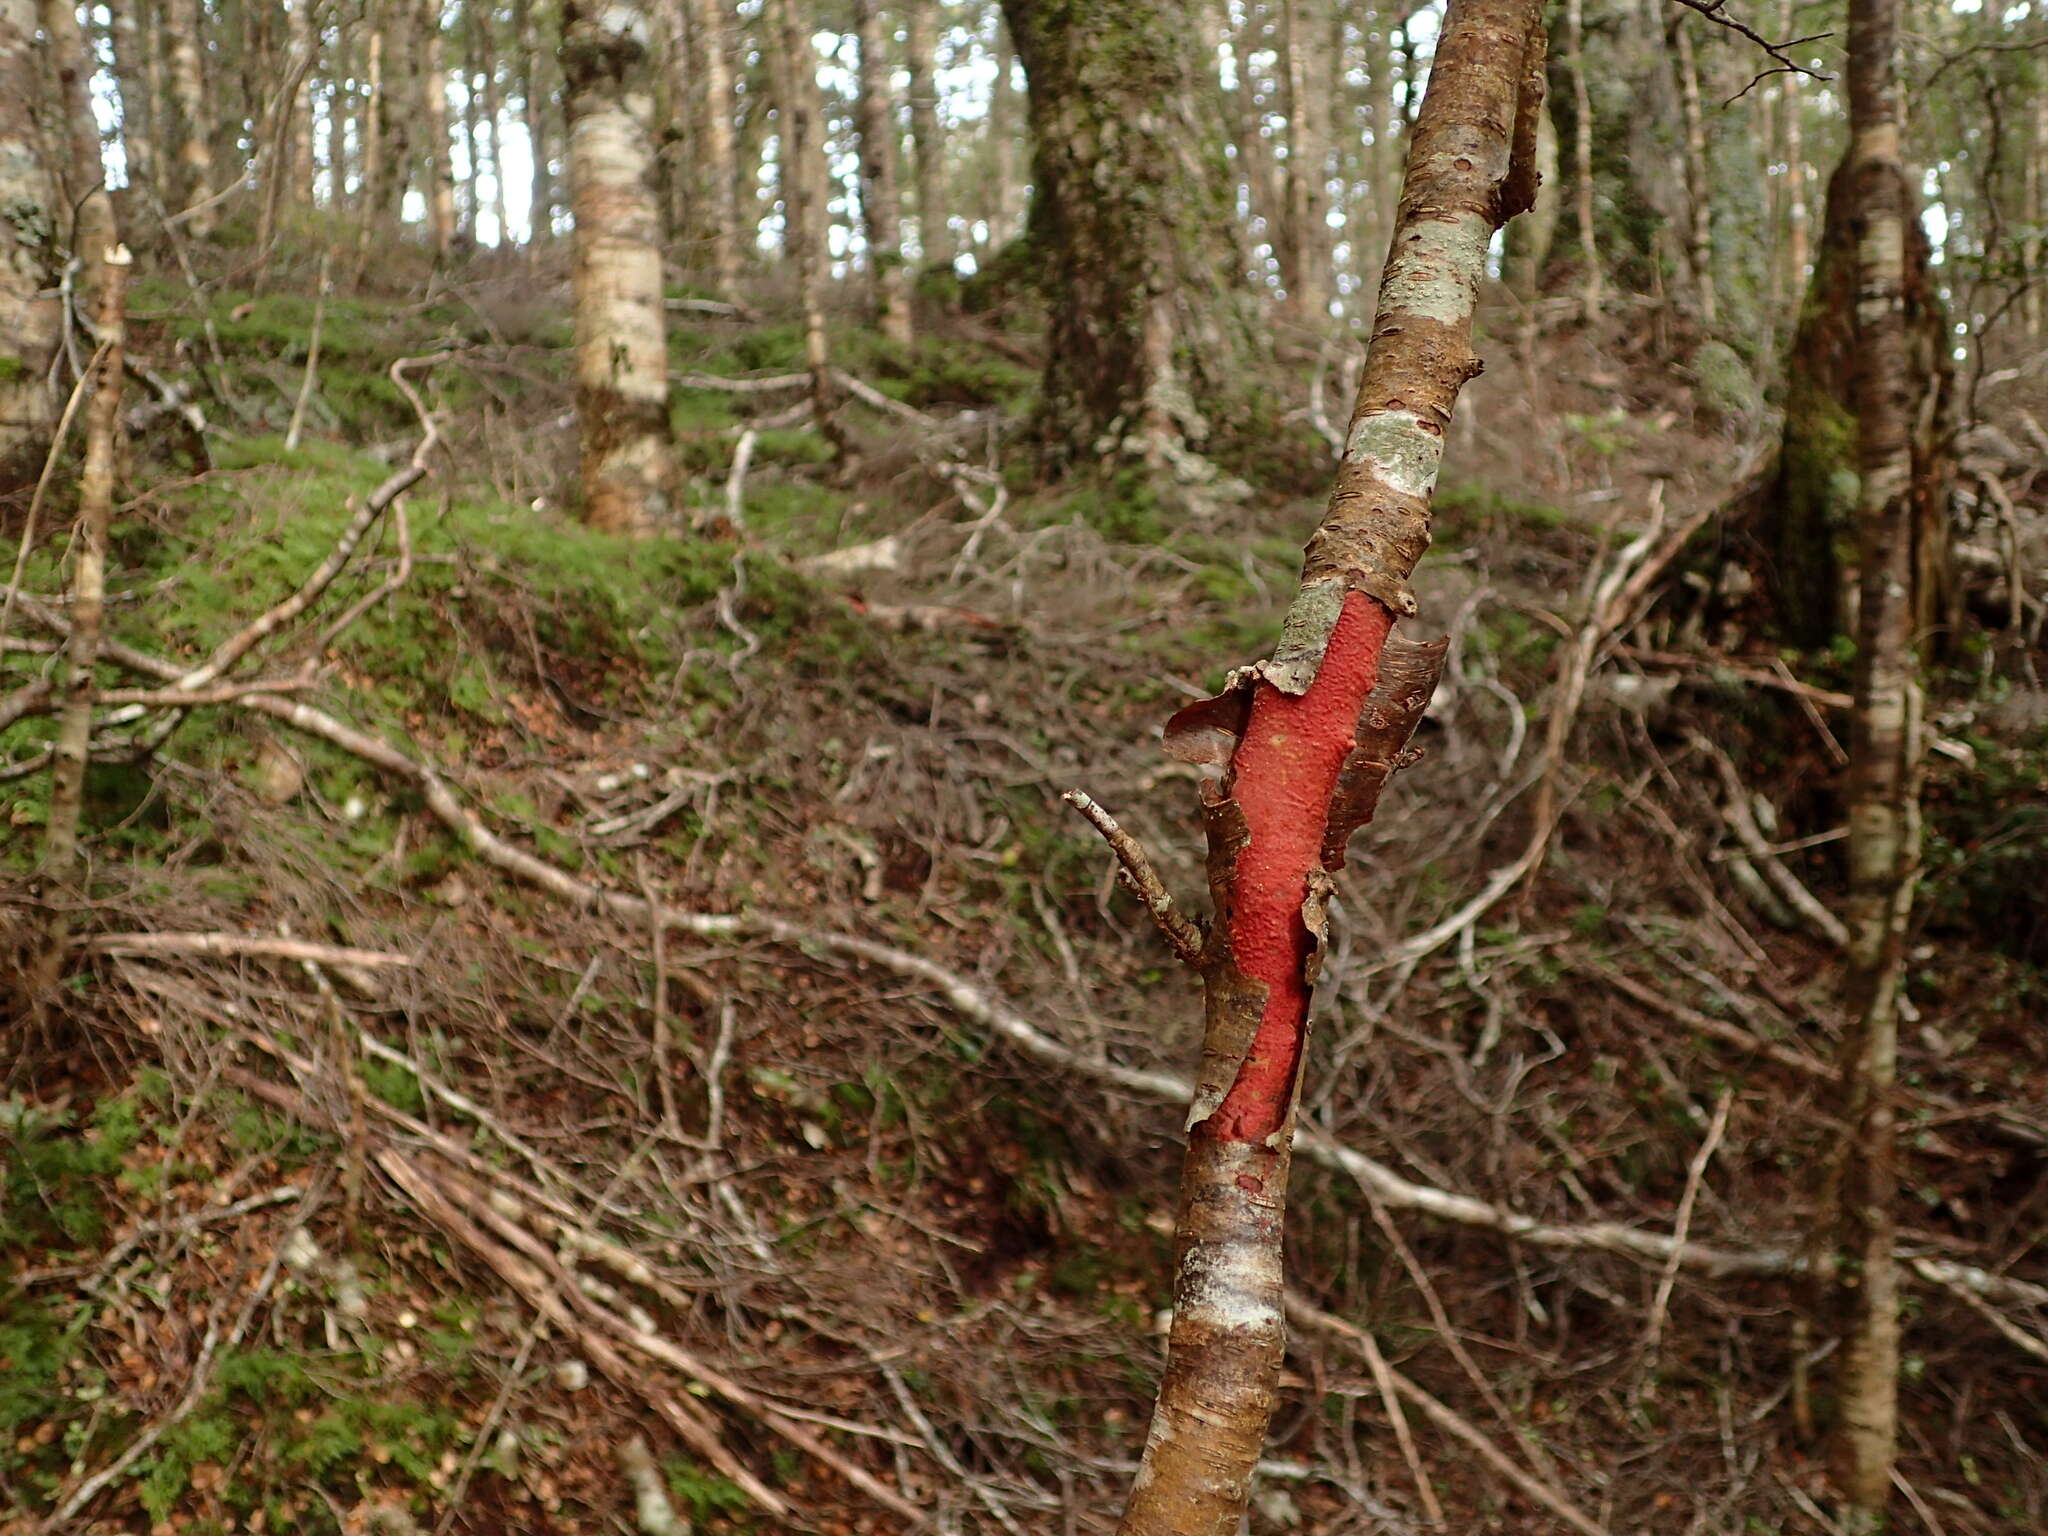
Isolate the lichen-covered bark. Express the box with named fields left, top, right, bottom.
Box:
left=0, top=0, right=58, bottom=475
left=1115, top=4, right=1545, bottom=1532
left=563, top=0, right=676, bottom=531
left=999, top=0, right=1254, bottom=467
left=1829, top=0, right=1916, bottom=1522
left=851, top=0, right=912, bottom=344
left=1767, top=158, right=1952, bottom=652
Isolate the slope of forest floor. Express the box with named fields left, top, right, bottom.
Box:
left=4, top=240, right=2046, bottom=1536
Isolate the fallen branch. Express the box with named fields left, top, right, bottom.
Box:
left=75, top=932, right=413, bottom=967
left=377, top=1147, right=794, bottom=1522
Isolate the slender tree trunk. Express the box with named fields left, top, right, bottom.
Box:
left=358, top=21, right=386, bottom=218
left=562, top=0, right=676, bottom=531
left=986, top=22, right=1020, bottom=249
left=1829, top=0, right=1917, bottom=1523
left=1276, top=0, right=1330, bottom=317
left=289, top=0, right=317, bottom=200
left=482, top=15, right=513, bottom=241
left=766, top=0, right=847, bottom=461
left=1351, top=5, right=1399, bottom=309
left=166, top=0, right=215, bottom=231
left=42, top=0, right=118, bottom=306
left=33, top=247, right=129, bottom=1007
left=420, top=0, right=460, bottom=258
left=1000, top=0, right=1255, bottom=467
left=1566, top=0, right=1598, bottom=324
left=518, top=0, right=554, bottom=237
left=1109, top=7, right=1545, bottom=1533
left=2024, top=93, right=2044, bottom=340
left=851, top=0, right=912, bottom=342
left=109, top=0, right=159, bottom=211
left=903, top=0, right=947, bottom=268
left=1669, top=10, right=1715, bottom=325
left=0, top=0, right=61, bottom=470
left=683, top=0, right=741, bottom=293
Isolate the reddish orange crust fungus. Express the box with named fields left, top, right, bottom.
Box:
left=1207, top=590, right=1394, bottom=1145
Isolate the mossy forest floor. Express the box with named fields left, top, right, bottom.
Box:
left=4, top=235, right=2046, bottom=1535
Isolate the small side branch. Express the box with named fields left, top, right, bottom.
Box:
left=1062, top=789, right=1204, bottom=965
left=1667, top=0, right=1832, bottom=97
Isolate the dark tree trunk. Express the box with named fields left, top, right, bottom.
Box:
left=1000, top=0, right=1254, bottom=469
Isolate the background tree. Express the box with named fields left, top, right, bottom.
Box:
left=562, top=0, right=674, bottom=530
left=0, top=0, right=58, bottom=471
left=999, top=0, right=1253, bottom=468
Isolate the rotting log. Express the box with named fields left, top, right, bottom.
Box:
left=1080, top=3, right=1551, bottom=1533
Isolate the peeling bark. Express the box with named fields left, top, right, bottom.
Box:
left=1110, top=3, right=1545, bottom=1532
left=563, top=0, right=676, bottom=531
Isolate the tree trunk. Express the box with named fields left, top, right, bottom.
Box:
left=684, top=0, right=742, bottom=293
left=358, top=21, right=386, bottom=219
left=289, top=0, right=317, bottom=201
left=420, top=0, right=460, bottom=258
left=518, top=0, right=554, bottom=238
left=851, top=0, right=912, bottom=343
left=985, top=21, right=1020, bottom=251
left=481, top=12, right=513, bottom=242
left=1276, top=0, right=1330, bottom=317
left=1669, top=10, right=1716, bottom=325
left=1766, top=157, right=1951, bottom=652
left=999, top=0, right=1255, bottom=468
left=41, top=0, right=118, bottom=306
left=562, top=0, right=676, bottom=531
left=1829, top=0, right=1917, bottom=1521
left=31, top=246, right=129, bottom=1010
left=1110, top=5, right=1545, bottom=1533
left=2024, top=92, right=2044, bottom=340
left=1566, top=0, right=1599, bottom=324
left=903, top=0, right=947, bottom=268
left=165, top=0, right=215, bottom=232
left=766, top=0, right=846, bottom=461
left=0, top=0, right=60, bottom=473
left=1781, top=62, right=1809, bottom=318
left=108, top=0, right=159, bottom=212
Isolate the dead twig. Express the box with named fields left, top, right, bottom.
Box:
left=1062, top=788, right=1204, bottom=965
left=1290, top=1297, right=1614, bottom=1536
left=283, top=251, right=330, bottom=452
left=1635, top=1088, right=1735, bottom=1386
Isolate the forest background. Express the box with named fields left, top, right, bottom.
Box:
left=1, top=0, right=2045, bottom=1532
